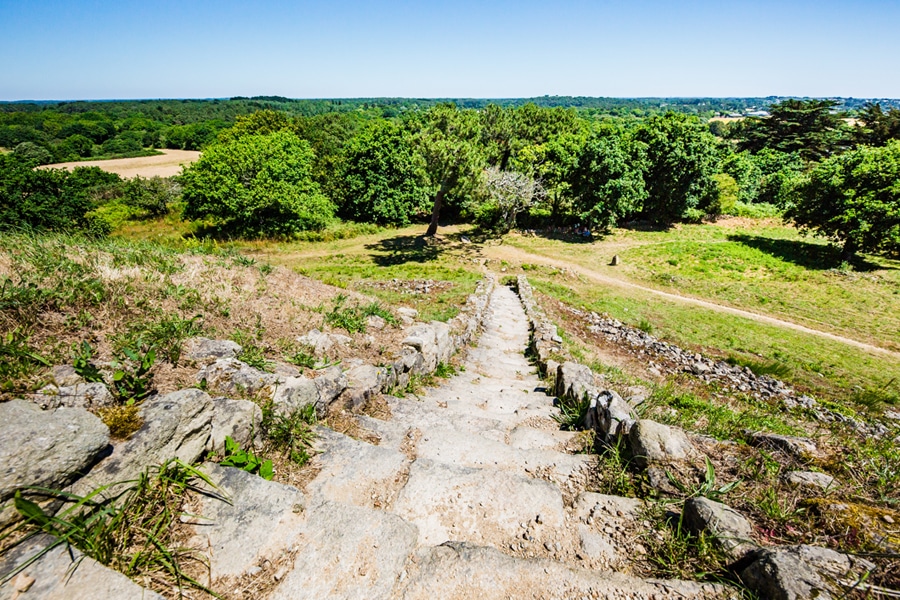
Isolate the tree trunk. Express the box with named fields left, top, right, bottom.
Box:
left=499, top=147, right=511, bottom=172
left=841, top=238, right=858, bottom=263
left=425, top=186, right=447, bottom=237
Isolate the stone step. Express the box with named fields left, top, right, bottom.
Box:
left=0, top=535, right=164, bottom=600
left=392, top=458, right=568, bottom=549
left=186, top=463, right=306, bottom=581
left=305, top=428, right=410, bottom=509
left=268, top=499, right=418, bottom=600
left=411, top=424, right=592, bottom=489
left=397, top=541, right=733, bottom=600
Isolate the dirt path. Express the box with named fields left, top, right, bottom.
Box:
left=38, top=149, right=200, bottom=178
left=487, top=244, right=900, bottom=360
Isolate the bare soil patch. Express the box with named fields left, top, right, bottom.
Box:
left=38, top=149, right=200, bottom=178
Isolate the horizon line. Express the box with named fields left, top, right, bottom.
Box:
left=3, top=94, right=900, bottom=104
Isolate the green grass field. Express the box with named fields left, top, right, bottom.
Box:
left=504, top=220, right=900, bottom=351
left=495, top=218, right=900, bottom=411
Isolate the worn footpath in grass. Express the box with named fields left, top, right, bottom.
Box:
left=504, top=219, right=900, bottom=353
left=529, top=271, right=900, bottom=412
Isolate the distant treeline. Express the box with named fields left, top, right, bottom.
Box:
left=3, top=95, right=899, bottom=166
left=2, top=97, right=899, bottom=261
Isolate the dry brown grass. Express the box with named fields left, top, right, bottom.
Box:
left=0, top=234, right=408, bottom=400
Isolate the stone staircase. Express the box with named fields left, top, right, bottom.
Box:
left=186, top=285, right=731, bottom=600
left=1, top=285, right=733, bottom=600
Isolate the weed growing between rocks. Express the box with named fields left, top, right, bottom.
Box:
left=0, top=328, right=49, bottom=393
left=3, top=459, right=222, bottom=599
left=113, top=315, right=204, bottom=366
left=259, top=402, right=317, bottom=468
left=283, top=344, right=317, bottom=369
left=323, top=294, right=398, bottom=334
left=433, top=361, right=457, bottom=378
left=553, top=391, right=591, bottom=431
left=593, top=437, right=641, bottom=497
left=231, top=330, right=274, bottom=373
left=641, top=505, right=732, bottom=583
left=218, top=436, right=274, bottom=480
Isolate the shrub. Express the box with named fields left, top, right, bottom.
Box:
left=0, top=156, right=116, bottom=233
left=123, top=176, right=180, bottom=218
left=181, top=130, right=335, bottom=237
left=710, top=173, right=738, bottom=216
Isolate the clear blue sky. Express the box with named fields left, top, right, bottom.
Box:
left=1, top=0, right=898, bottom=100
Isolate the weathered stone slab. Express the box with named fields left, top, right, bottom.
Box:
left=187, top=464, right=305, bottom=580
left=629, top=420, right=702, bottom=468
left=271, top=376, right=318, bottom=413
left=750, top=432, right=821, bottom=460
left=32, top=382, right=115, bottom=411
left=0, top=535, right=163, bottom=600
left=207, top=397, right=262, bottom=454
left=784, top=470, right=836, bottom=491
left=0, top=400, right=109, bottom=503
left=399, top=542, right=729, bottom=600
left=183, top=337, right=241, bottom=363
left=339, top=364, right=390, bottom=409
left=196, top=358, right=280, bottom=396
left=296, top=329, right=350, bottom=357
left=740, top=544, right=875, bottom=600
left=75, top=389, right=212, bottom=490
left=269, top=500, right=417, bottom=600
left=306, top=429, right=409, bottom=509
left=507, top=426, right=579, bottom=451
left=555, top=362, right=595, bottom=404
left=51, top=364, right=82, bottom=387
left=683, top=497, right=756, bottom=559
left=393, top=459, right=566, bottom=547
left=598, top=389, right=638, bottom=440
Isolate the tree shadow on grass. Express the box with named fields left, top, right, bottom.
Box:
left=365, top=234, right=445, bottom=266
left=727, top=234, right=890, bottom=272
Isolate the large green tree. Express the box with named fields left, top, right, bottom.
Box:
left=733, top=99, right=846, bottom=162
left=513, top=131, right=586, bottom=223
left=417, top=105, right=485, bottom=236
left=180, top=130, right=334, bottom=237
left=788, top=140, right=900, bottom=261
left=337, top=120, right=430, bottom=226
left=634, top=113, right=720, bottom=224
left=854, top=103, right=900, bottom=147
left=568, top=129, right=647, bottom=231
left=294, top=111, right=368, bottom=200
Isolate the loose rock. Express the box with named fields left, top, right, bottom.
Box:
left=784, top=470, right=836, bottom=491
left=0, top=400, right=109, bottom=526
left=683, top=497, right=756, bottom=559
left=740, top=544, right=875, bottom=600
